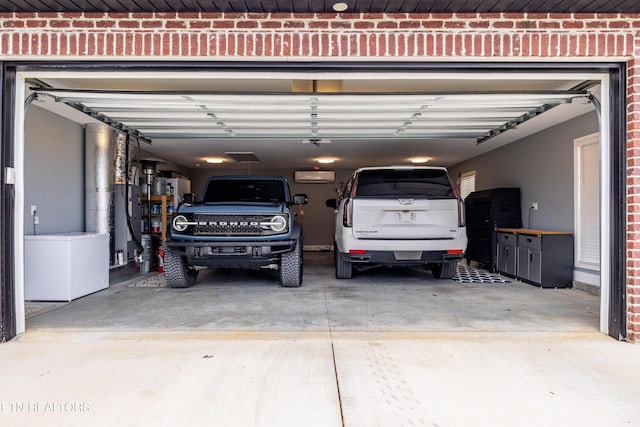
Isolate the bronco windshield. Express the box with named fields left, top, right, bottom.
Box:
left=203, top=179, right=285, bottom=203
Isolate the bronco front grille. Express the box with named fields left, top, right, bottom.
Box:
left=191, top=214, right=285, bottom=236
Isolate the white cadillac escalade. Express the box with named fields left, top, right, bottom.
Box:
left=326, top=166, right=467, bottom=279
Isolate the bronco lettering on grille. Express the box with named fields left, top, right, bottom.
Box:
left=192, top=214, right=270, bottom=235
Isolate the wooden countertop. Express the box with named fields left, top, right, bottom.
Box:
left=496, top=228, right=573, bottom=236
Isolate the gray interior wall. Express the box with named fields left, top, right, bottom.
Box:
left=449, top=111, right=598, bottom=232
left=188, top=167, right=354, bottom=247
left=24, top=106, right=85, bottom=235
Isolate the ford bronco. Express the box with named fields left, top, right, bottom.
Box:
left=165, top=175, right=307, bottom=288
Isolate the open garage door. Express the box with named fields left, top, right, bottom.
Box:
left=0, top=62, right=626, bottom=341
left=28, top=88, right=589, bottom=144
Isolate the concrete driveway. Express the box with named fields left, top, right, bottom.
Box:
left=2, top=253, right=638, bottom=426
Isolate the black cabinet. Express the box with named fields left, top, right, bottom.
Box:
left=517, top=234, right=543, bottom=284
left=496, top=232, right=517, bottom=277
left=464, top=188, right=521, bottom=271
left=497, top=229, right=574, bottom=288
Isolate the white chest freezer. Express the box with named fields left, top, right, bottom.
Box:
left=25, top=232, right=109, bottom=301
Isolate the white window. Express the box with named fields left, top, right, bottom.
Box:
left=574, top=133, right=600, bottom=269
left=459, top=170, right=476, bottom=200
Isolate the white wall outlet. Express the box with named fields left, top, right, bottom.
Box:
left=31, top=205, right=37, bottom=216
left=531, top=202, right=538, bottom=211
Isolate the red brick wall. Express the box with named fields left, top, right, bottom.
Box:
left=0, top=13, right=638, bottom=57
left=1, top=12, right=639, bottom=339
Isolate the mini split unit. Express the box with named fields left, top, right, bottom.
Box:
left=294, top=170, right=336, bottom=183
left=302, top=138, right=332, bottom=145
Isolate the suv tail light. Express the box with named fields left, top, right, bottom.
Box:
left=457, top=198, right=465, bottom=227
left=343, top=175, right=359, bottom=228
left=343, top=199, right=353, bottom=227
left=448, top=175, right=465, bottom=228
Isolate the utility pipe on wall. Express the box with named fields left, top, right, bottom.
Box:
left=85, top=123, right=113, bottom=235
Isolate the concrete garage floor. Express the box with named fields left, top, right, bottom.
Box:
left=25, top=252, right=599, bottom=332
left=1, top=253, right=639, bottom=426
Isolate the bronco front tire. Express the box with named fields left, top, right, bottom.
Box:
left=280, top=239, right=303, bottom=287
left=164, top=248, right=199, bottom=288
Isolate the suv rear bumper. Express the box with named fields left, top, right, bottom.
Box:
left=345, top=249, right=463, bottom=265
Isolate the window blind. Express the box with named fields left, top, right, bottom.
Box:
left=460, top=171, right=476, bottom=200
left=576, top=135, right=600, bottom=267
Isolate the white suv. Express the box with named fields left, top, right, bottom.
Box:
left=326, top=166, right=467, bottom=279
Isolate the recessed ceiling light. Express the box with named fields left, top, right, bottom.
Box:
left=317, top=158, right=336, bottom=164
left=206, top=158, right=225, bottom=164
left=410, top=157, right=429, bottom=164
left=332, top=2, right=348, bottom=12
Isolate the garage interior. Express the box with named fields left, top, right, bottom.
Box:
left=17, top=65, right=605, bottom=335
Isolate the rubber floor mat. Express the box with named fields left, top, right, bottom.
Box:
left=452, top=266, right=511, bottom=283
left=127, top=274, right=167, bottom=287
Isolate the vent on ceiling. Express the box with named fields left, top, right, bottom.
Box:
left=225, top=152, right=260, bottom=162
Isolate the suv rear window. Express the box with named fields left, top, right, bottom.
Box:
left=204, top=180, right=285, bottom=203
left=355, top=169, right=455, bottom=199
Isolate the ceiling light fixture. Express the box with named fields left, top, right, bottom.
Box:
left=317, top=158, right=336, bottom=164
left=410, top=157, right=429, bottom=164
left=332, top=2, right=348, bottom=12
left=206, top=158, right=225, bottom=164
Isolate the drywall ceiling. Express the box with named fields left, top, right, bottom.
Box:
left=27, top=71, right=598, bottom=171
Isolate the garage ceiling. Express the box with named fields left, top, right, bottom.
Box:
left=28, top=73, right=597, bottom=170
left=1, top=0, right=639, bottom=13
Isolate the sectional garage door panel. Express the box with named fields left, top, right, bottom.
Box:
left=32, top=88, right=589, bottom=144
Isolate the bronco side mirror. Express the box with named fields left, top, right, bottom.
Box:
left=182, top=193, right=195, bottom=205
left=325, top=199, right=338, bottom=209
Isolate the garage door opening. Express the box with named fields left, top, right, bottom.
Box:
left=1, top=62, right=625, bottom=341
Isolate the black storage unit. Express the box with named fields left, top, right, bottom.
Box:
left=464, top=188, right=521, bottom=270
left=497, top=229, right=574, bottom=288
left=496, top=231, right=518, bottom=277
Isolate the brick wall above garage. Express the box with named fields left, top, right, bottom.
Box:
left=1, top=11, right=639, bottom=340
left=0, top=13, right=638, bottom=57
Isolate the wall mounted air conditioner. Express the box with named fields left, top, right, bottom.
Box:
left=294, top=170, right=335, bottom=183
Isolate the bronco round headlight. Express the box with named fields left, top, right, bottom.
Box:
left=269, top=215, right=287, bottom=232
left=172, top=215, right=189, bottom=232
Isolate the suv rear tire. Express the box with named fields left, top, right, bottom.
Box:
left=335, top=246, right=353, bottom=279
left=431, top=260, right=458, bottom=279
left=165, top=248, right=199, bottom=288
